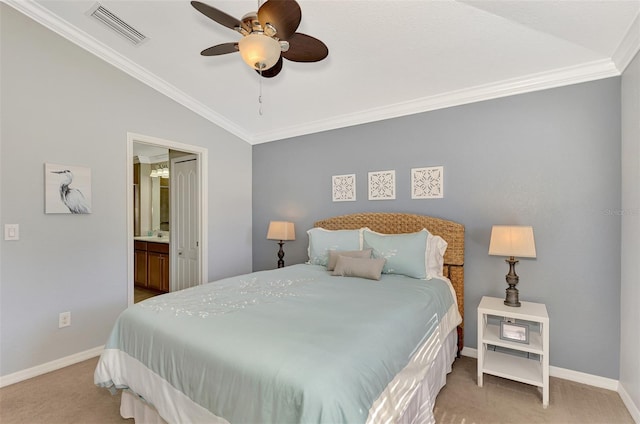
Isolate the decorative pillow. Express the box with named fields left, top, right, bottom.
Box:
left=331, top=256, right=386, bottom=280
left=307, top=228, right=364, bottom=267
left=427, top=233, right=448, bottom=278
left=363, top=229, right=430, bottom=279
left=327, top=249, right=373, bottom=271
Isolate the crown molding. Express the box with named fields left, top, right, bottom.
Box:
left=612, top=11, right=640, bottom=73
left=4, top=0, right=628, bottom=146
left=135, top=154, right=169, bottom=164
left=3, top=0, right=252, bottom=144
left=251, top=58, right=620, bottom=144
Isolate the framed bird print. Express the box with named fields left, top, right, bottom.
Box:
left=45, top=163, right=92, bottom=214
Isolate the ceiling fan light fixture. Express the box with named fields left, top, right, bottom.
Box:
left=239, top=33, right=281, bottom=70
left=263, top=23, right=277, bottom=38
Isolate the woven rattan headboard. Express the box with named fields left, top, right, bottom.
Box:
left=314, top=212, right=465, bottom=348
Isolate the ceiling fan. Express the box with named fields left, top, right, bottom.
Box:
left=191, top=0, right=329, bottom=78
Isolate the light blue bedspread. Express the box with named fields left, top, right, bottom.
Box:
left=96, top=264, right=457, bottom=423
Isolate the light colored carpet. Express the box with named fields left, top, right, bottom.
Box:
left=0, top=357, right=129, bottom=424
left=0, top=355, right=633, bottom=423
left=434, top=356, right=634, bottom=424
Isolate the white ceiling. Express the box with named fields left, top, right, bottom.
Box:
left=7, top=0, right=640, bottom=144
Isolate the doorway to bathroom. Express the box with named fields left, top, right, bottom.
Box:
left=127, top=133, right=208, bottom=305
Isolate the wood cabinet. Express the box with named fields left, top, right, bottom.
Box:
left=134, top=245, right=148, bottom=287
left=134, top=240, right=169, bottom=293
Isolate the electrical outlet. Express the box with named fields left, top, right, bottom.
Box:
left=59, top=311, right=71, bottom=328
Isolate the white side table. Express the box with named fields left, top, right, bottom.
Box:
left=477, top=296, right=550, bottom=407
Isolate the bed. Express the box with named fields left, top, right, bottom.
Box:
left=95, top=212, right=465, bottom=424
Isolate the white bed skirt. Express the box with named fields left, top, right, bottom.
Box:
left=397, top=329, right=457, bottom=424
left=121, top=390, right=169, bottom=424
left=119, top=329, right=458, bottom=424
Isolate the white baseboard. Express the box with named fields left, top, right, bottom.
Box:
left=619, top=383, right=640, bottom=424
left=0, top=345, right=104, bottom=388
left=549, top=364, right=619, bottom=391
left=461, top=346, right=478, bottom=358
left=461, top=347, right=618, bottom=391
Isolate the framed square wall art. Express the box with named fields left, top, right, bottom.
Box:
left=45, top=163, right=92, bottom=214
left=332, top=174, right=356, bottom=202
left=411, top=166, right=444, bottom=199
left=368, top=170, right=396, bottom=200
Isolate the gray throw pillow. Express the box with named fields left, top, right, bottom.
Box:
left=331, top=256, right=386, bottom=280
left=327, top=249, right=373, bottom=271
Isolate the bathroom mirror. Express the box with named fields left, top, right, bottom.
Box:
left=154, top=176, right=170, bottom=231
left=133, top=143, right=170, bottom=236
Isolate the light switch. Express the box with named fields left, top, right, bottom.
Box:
left=4, top=224, right=19, bottom=241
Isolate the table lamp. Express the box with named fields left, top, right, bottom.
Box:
left=267, top=221, right=295, bottom=268
left=488, top=225, right=536, bottom=307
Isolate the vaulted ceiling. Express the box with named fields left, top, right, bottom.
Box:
left=7, top=0, right=640, bottom=144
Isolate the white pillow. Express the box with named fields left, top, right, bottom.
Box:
left=427, top=233, right=448, bottom=278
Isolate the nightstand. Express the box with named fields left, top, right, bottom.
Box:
left=477, top=296, right=550, bottom=407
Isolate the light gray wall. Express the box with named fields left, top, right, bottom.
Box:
left=253, top=78, right=622, bottom=379
left=0, top=5, right=252, bottom=376
left=620, top=51, right=640, bottom=415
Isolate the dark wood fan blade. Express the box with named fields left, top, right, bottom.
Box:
left=201, top=42, right=239, bottom=56
left=282, top=33, right=328, bottom=62
left=256, top=56, right=283, bottom=78
left=191, top=1, right=241, bottom=31
left=257, top=0, right=301, bottom=41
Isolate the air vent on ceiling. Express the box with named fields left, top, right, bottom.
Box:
left=89, top=3, right=147, bottom=46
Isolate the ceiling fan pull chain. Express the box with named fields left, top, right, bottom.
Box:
left=258, top=70, right=264, bottom=116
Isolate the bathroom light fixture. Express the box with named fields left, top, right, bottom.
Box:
left=150, top=164, right=170, bottom=178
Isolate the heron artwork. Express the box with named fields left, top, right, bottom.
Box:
left=50, top=169, right=91, bottom=214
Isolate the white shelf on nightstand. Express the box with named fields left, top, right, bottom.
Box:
left=477, top=296, right=550, bottom=407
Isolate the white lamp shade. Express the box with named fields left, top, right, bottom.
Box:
left=267, top=221, right=295, bottom=241
left=150, top=168, right=158, bottom=178
left=488, top=225, right=536, bottom=258
left=239, top=33, right=281, bottom=70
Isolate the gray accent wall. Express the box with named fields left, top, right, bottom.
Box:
left=620, top=51, right=640, bottom=416
left=253, top=78, right=622, bottom=379
left=0, top=5, right=252, bottom=376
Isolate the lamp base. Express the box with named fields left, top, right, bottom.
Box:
left=504, top=286, right=521, bottom=307
left=276, top=241, right=285, bottom=268
left=504, top=257, right=521, bottom=307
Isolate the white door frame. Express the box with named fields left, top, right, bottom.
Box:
left=126, top=132, right=208, bottom=305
